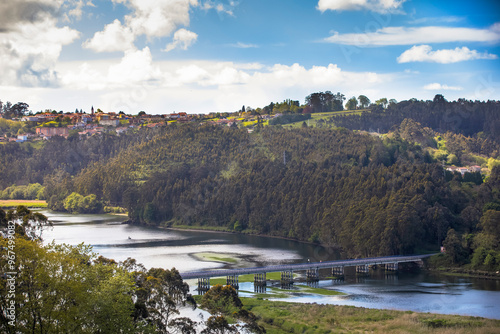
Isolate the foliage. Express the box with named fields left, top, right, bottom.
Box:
left=268, top=113, right=311, bottom=125
left=0, top=207, right=197, bottom=333
left=0, top=237, right=138, bottom=334
left=345, top=96, right=358, bottom=110
left=63, top=192, right=102, bottom=213
left=0, top=183, right=45, bottom=200
left=201, top=285, right=242, bottom=316
left=0, top=206, right=51, bottom=241
left=200, top=285, right=265, bottom=334
left=333, top=98, right=500, bottom=155
left=305, top=91, right=345, bottom=113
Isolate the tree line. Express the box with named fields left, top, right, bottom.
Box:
left=333, top=97, right=500, bottom=146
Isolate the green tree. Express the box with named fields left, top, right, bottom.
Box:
left=0, top=238, right=137, bottom=334
left=443, top=229, right=464, bottom=264
left=201, top=316, right=237, bottom=334
left=169, top=317, right=197, bottom=334
left=2, top=206, right=50, bottom=240
left=346, top=96, right=358, bottom=110
left=375, top=98, right=388, bottom=108
left=201, top=285, right=242, bottom=316
left=64, top=192, right=84, bottom=213
left=480, top=210, right=500, bottom=238
left=358, top=95, right=370, bottom=108
left=471, top=247, right=487, bottom=268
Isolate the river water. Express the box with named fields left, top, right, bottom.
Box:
left=41, top=211, right=500, bottom=320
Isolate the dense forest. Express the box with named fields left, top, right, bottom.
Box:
left=1, top=99, right=499, bottom=271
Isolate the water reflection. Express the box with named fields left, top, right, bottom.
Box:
left=41, top=211, right=500, bottom=320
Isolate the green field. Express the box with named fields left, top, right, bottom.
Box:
left=285, top=110, right=366, bottom=128
left=0, top=200, right=48, bottom=209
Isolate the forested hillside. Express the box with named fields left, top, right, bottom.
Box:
left=1, top=100, right=499, bottom=268
left=334, top=98, right=500, bottom=145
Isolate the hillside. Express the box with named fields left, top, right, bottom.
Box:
left=1, top=100, right=499, bottom=270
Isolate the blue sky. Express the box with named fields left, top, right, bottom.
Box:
left=0, top=0, right=499, bottom=114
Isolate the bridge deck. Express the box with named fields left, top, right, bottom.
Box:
left=180, top=254, right=435, bottom=280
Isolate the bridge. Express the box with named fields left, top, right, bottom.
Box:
left=180, top=254, right=436, bottom=293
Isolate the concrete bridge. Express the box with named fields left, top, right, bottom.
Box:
left=180, top=254, right=435, bottom=292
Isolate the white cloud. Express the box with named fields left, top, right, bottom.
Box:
left=163, top=28, right=198, bottom=52
left=174, top=64, right=210, bottom=84
left=317, top=0, right=405, bottom=13
left=65, top=0, right=95, bottom=21
left=230, top=42, right=259, bottom=48
left=423, top=83, right=463, bottom=91
left=113, top=0, right=198, bottom=39
left=201, top=1, right=235, bottom=16
left=398, top=45, right=498, bottom=63
left=325, top=24, right=500, bottom=46
left=107, top=47, right=162, bottom=85
left=0, top=1, right=80, bottom=87
left=83, top=19, right=135, bottom=52
left=61, top=47, right=162, bottom=91
left=85, top=0, right=200, bottom=53
left=52, top=59, right=396, bottom=113
left=409, top=16, right=464, bottom=25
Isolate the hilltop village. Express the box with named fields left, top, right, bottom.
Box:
left=1, top=106, right=282, bottom=143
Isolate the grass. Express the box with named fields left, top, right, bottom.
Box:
left=0, top=199, right=48, bottom=209
left=240, top=298, right=500, bottom=334
left=284, top=110, right=366, bottom=128
left=193, top=252, right=238, bottom=264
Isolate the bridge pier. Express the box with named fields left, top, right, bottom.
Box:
left=385, top=263, right=398, bottom=272
left=198, top=278, right=210, bottom=295
left=332, top=266, right=344, bottom=278
left=356, top=264, right=370, bottom=275
left=281, top=270, right=294, bottom=289
left=306, top=268, right=319, bottom=282
left=226, top=275, right=239, bottom=289
left=254, top=273, right=267, bottom=287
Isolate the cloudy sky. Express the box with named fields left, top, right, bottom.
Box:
left=1, top=0, right=499, bottom=114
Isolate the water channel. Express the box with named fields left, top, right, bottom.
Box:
left=41, top=211, right=500, bottom=320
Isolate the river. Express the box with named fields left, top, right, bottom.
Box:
left=41, top=211, right=500, bottom=320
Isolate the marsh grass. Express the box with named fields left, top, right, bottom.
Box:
left=240, top=298, right=500, bottom=334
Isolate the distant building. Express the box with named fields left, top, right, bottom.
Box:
left=470, top=165, right=482, bottom=173
left=446, top=165, right=483, bottom=176
left=17, top=135, right=28, bottom=142
left=99, top=119, right=120, bottom=127
left=36, top=127, right=69, bottom=138
left=21, top=116, right=41, bottom=122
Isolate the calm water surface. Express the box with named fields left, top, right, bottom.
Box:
left=41, top=211, right=500, bottom=319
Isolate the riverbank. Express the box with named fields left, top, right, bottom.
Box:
left=426, top=254, right=500, bottom=280
left=427, top=267, right=500, bottom=280
left=240, top=298, right=500, bottom=333
left=165, top=223, right=333, bottom=246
